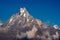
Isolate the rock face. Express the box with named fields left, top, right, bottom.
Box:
left=0, top=7, right=60, bottom=40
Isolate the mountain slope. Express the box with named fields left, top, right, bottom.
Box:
left=0, top=7, right=60, bottom=40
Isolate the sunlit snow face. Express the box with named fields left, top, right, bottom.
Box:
left=20, top=8, right=25, bottom=13
left=53, top=25, right=58, bottom=29
left=9, top=17, right=13, bottom=23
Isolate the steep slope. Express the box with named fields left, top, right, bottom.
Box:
left=0, top=7, right=60, bottom=40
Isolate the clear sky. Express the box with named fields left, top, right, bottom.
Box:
left=0, top=0, right=60, bottom=27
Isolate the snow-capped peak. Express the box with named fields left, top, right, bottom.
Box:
left=7, top=7, right=34, bottom=26
left=53, top=25, right=59, bottom=29
left=19, top=7, right=30, bottom=18
left=0, top=7, right=60, bottom=40
left=20, top=7, right=25, bottom=14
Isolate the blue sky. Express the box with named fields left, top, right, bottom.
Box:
left=0, top=0, right=60, bottom=27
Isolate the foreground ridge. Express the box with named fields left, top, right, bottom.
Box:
left=0, top=7, right=60, bottom=40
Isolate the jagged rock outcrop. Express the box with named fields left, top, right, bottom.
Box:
left=0, top=7, right=60, bottom=40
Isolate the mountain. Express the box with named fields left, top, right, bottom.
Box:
left=0, top=7, right=60, bottom=40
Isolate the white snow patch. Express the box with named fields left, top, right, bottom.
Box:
left=56, top=32, right=59, bottom=37
left=53, top=25, right=59, bottom=29
left=23, top=13, right=26, bottom=17
left=20, top=8, right=25, bottom=13
left=27, top=19, right=29, bottom=22
left=9, top=18, right=13, bottom=23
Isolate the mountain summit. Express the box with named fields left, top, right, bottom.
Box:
left=0, top=7, right=60, bottom=40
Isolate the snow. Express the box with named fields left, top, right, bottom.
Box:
left=20, top=8, right=25, bottom=13
left=23, top=13, right=26, bottom=17
left=27, top=19, right=29, bottom=22
left=9, top=18, right=13, bottom=23
left=53, top=25, right=58, bottom=29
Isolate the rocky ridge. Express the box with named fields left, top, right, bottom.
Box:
left=0, top=7, right=60, bottom=40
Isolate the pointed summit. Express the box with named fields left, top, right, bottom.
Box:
left=20, top=7, right=25, bottom=14
left=6, top=7, right=34, bottom=27
left=0, top=7, right=60, bottom=40
left=19, top=7, right=32, bottom=18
